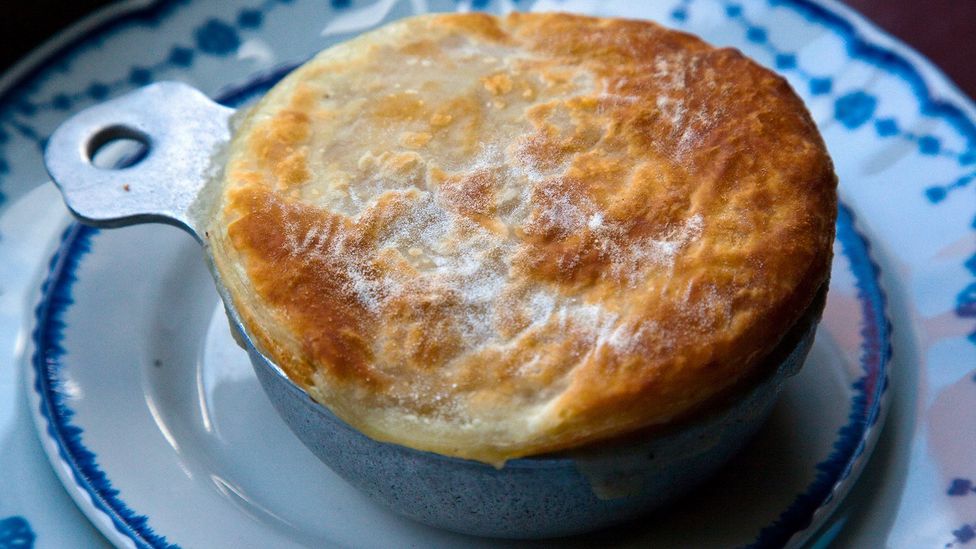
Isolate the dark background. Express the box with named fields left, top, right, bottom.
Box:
left=0, top=1, right=974, bottom=99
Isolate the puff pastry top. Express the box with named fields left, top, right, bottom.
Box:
left=206, top=12, right=837, bottom=465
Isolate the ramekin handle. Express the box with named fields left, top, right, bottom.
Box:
left=44, top=81, right=235, bottom=241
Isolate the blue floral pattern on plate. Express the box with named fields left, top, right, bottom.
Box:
left=0, top=516, right=35, bottom=549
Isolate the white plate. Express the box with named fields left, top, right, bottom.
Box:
left=0, top=0, right=972, bottom=547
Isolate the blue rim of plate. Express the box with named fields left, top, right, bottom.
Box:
left=17, top=0, right=930, bottom=546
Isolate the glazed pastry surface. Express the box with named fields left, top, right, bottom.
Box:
left=207, top=12, right=837, bottom=464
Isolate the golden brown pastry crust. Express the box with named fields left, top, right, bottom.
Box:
left=206, top=12, right=837, bottom=465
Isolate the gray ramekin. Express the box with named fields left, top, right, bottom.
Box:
left=43, top=82, right=824, bottom=539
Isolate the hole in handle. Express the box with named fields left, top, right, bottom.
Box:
left=87, top=125, right=151, bottom=170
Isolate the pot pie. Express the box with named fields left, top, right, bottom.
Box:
left=206, top=12, right=837, bottom=465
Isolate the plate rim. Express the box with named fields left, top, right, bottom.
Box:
left=26, top=223, right=151, bottom=549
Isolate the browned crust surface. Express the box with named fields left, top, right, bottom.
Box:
left=207, top=12, right=837, bottom=464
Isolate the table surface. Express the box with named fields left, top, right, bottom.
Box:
left=1, top=0, right=974, bottom=100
